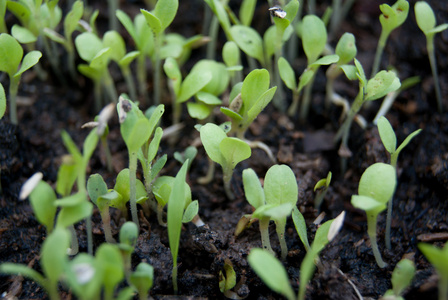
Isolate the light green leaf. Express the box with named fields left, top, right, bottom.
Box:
left=220, top=107, right=243, bottom=121
left=41, top=228, right=70, bottom=285
left=302, top=15, right=327, bottom=63
left=56, top=200, right=92, bottom=231
left=14, top=50, right=42, bottom=78
left=182, top=200, right=199, bottom=223
left=141, top=9, right=162, bottom=34
left=196, top=92, right=222, bottom=105
left=298, top=69, right=315, bottom=92
left=292, top=207, right=310, bottom=251
left=241, top=69, right=270, bottom=112
left=96, top=243, right=124, bottom=294
left=351, top=195, right=387, bottom=213
left=335, top=33, right=357, bottom=65
left=146, top=104, right=165, bottom=139
left=87, top=174, right=108, bottom=208
left=11, top=25, right=37, bottom=43
left=395, top=129, right=422, bottom=156
left=103, top=30, right=126, bottom=62
left=427, top=24, right=448, bottom=35
left=64, top=1, right=84, bottom=39
left=223, top=41, right=241, bottom=67
left=309, top=54, right=339, bottom=67
left=0, top=33, right=23, bottom=76
left=377, top=116, right=397, bottom=153
left=29, top=181, right=57, bottom=231
left=340, top=65, right=358, bottom=81
left=116, top=10, right=137, bottom=42
left=365, top=71, right=401, bottom=101
left=190, top=60, right=229, bottom=96
left=390, top=259, right=415, bottom=296
left=199, top=123, right=227, bottom=166
left=246, top=86, right=277, bottom=125
left=358, top=163, right=396, bottom=203
left=312, top=219, right=333, bottom=253
left=55, top=192, right=86, bottom=207
left=415, top=2, right=436, bottom=33
left=418, top=243, right=448, bottom=279
left=130, top=263, right=154, bottom=296
left=119, top=50, right=140, bottom=67
left=154, top=0, right=179, bottom=31
left=240, top=0, right=256, bottom=26
left=278, top=56, right=297, bottom=91
left=231, top=25, right=265, bottom=65
left=243, top=168, right=265, bottom=209
left=219, top=137, right=251, bottom=169
left=0, top=83, right=5, bottom=119
left=248, top=249, right=295, bottom=300
left=177, top=70, right=212, bottom=103
left=264, top=165, right=298, bottom=206
left=187, top=102, right=212, bottom=120
left=75, top=32, right=103, bottom=62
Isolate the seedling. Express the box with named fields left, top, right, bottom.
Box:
left=118, top=221, right=139, bottom=282
left=418, top=241, right=448, bottom=300
left=0, top=33, right=42, bottom=124
left=95, top=243, right=126, bottom=300
left=199, top=123, right=251, bottom=200
left=325, top=33, right=357, bottom=110
left=381, top=258, right=415, bottom=300
left=222, top=41, right=243, bottom=86
left=0, top=228, right=71, bottom=300
left=174, top=146, right=198, bottom=172
left=371, top=0, right=409, bottom=77
left=334, top=59, right=401, bottom=160
left=248, top=211, right=345, bottom=300
left=286, top=14, right=339, bottom=119
left=75, top=31, right=118, bottom=111
left=141, top=0, right=179, bottom=105
left=351, top=163, right=397, bottom=268
left=415, top=1, right=448, bottom=113
left=238, top=165, right=298, bottom=260
left=313, top=171, right=332, bottom=210
left=218, top=259, right=243, bottom=299
left=167, top=160, right=199, bottom=293
left=117, top=97, right=152, bottom=227
left=130, top=263, right=154, bottom=300
left=377, top=116, right=421, bottom=250
left=43, top=1, right=84, bottom=80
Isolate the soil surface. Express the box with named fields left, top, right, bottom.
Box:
left=1, top=0, right=447, bottom=299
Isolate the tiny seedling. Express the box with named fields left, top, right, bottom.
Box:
left=130, top=262, right=154, bottom=300
left=415, top=1, right=448, bottom=113
left=167, top=160, right=199, bottom=293
left=0, top=33, right=42, bottom=124
left=377, top=116, right=421, bottom=250
left=334, top=59, right=401, bottom=159
left=381, top=258, right=415, bottom=300
left=248, top=211, right=345, bottom=300
left=218, top=259, right=243, bottom=299
left=238, top=165, right=298, bottom=260
left=140, top=0, right=179, bottom=105
left=199, top=123, right=251, bottom=200
left=325, top=32, right=357, bottom=110
left=75, top=31, right=118, bottom=111
left=313, top=171, right=332, bottom=210
left=351, top=163, right=397, bottom=268
left=371, top=0, right=409, bottom=77
left=118, top=221, right=139, bottom=282
left=174, top=146, right=198, bottom=172
left=418, top=241, right=448, bottom=300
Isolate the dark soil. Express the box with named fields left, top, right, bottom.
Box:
left=1, top=0, right=447, bottom=299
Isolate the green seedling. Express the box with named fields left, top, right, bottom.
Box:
left=174, top=146, right=198, bottom=172
left=377, top=116, right=421, bottom=250
left=220, top=68, right=276, bottom=144
left=7, top=0, right=63, bottom=80
left=248, top=211, right=345, bottom=300
left=87, top=173, right=116, bottom=243
left=152, top=174, right=197, bottom=227
left=381, top=258, right=415, bottom=300
left=419, top=241, right=448, bottom=300
left=117, top=97, right=152, bottom=227
left=313, top=171, right=332, bottom=210
left=325, top=33, right=357, bottom=110
left=113, top=168, right=149, bottom=219
left=351, top=163, right=397, bottom=268
left=415, top=1, right=448, bottom=113
left=0, top=82, right=5, bottom=120
left=287, top=14, right=339, bottom=119
left=118, top=221, right=139, bottom=283
left=371, top=0, right=409, bottom=77
left=199, top=123, right=251, bottom=200
left=116, top=9, right=153, bottom=102
left=103, top=30, right=140, bottom=101
left=334, top=59, right=401, bottom=160
left=43, top=0, right=84, bottom=80
left=204, top=0, right=232, bottom=60
left=0, top=228, right=71, bottom=300
left=222, top=41, right=243, bottom=86
left=167, top=160, right=199, bottom=293
left=75, top=32, right=118, bottom=111
left=0, top=33, right=42, bottom=124
left=219, top=259, right=245, bottom=299
left=95, top=243, right=126, bottom=300
left=237, top=165, right=298, bottom=260
left=130, top=262, right=154, bottom=300
left=141, top=0, right=179, bottom=105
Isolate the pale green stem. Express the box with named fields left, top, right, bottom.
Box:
left=259, top=217, right=274, bottom=255
left=222, top=167, right=234, bottom=200
left=206, top=16, right=220, bottom=60
left=129, top=150, right=140, bottom=228
left=273, top=50, right=286, bottom=112
left=287, top=89, right=300, bottom=117
left=103, top=70, right=118, bottom=105
left=308, top=0, right=316, bottom=15
left=197, top=158, right=215, bottom=185
left=427, top=35, right=443, bottom=112
left=122, top=66, right=137, bottom=101
left=299, top=72, right=317, bottom=122
left=42, top=35, right=66, bottom=85
left=137, top=54, right=148, bottom=103
left=67, top=47, right=77, bottom=81
left=157, top=203, right=167, bottom=227
left=367, top=212, right=387, bottom=268
left=172, top=263, right=178, bottom=294
left=93, top=80, right=102, bottom=113
left=100, top=208, right=116, bottom=243
left=371, top=30, right=390, bottom=78
left=101, top=136, right=113, bottom=173
left=385, top=152, right=398, bottom=250
left=275, top=217, right=288, bottom=260
left=67, top=224, right=79, bottom=255
left=329, top=0, right=342, bottom=38
left=8, top=76, right=20, bottom=125
left=153, top=34, right=162, bottom=105
left=108, top=0, right=118, bottom=31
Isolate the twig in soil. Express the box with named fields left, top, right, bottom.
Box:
left=337, top=268, right=364, bottom=300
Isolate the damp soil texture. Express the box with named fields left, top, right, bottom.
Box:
left=1, top=0, right=448, bottom=299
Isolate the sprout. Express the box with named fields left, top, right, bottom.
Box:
left=380, top=259, right=415, bottom=300
left=418, top=242, right=448, bottom=300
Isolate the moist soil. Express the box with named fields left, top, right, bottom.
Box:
left=1, top=0, right=447, bottom=299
